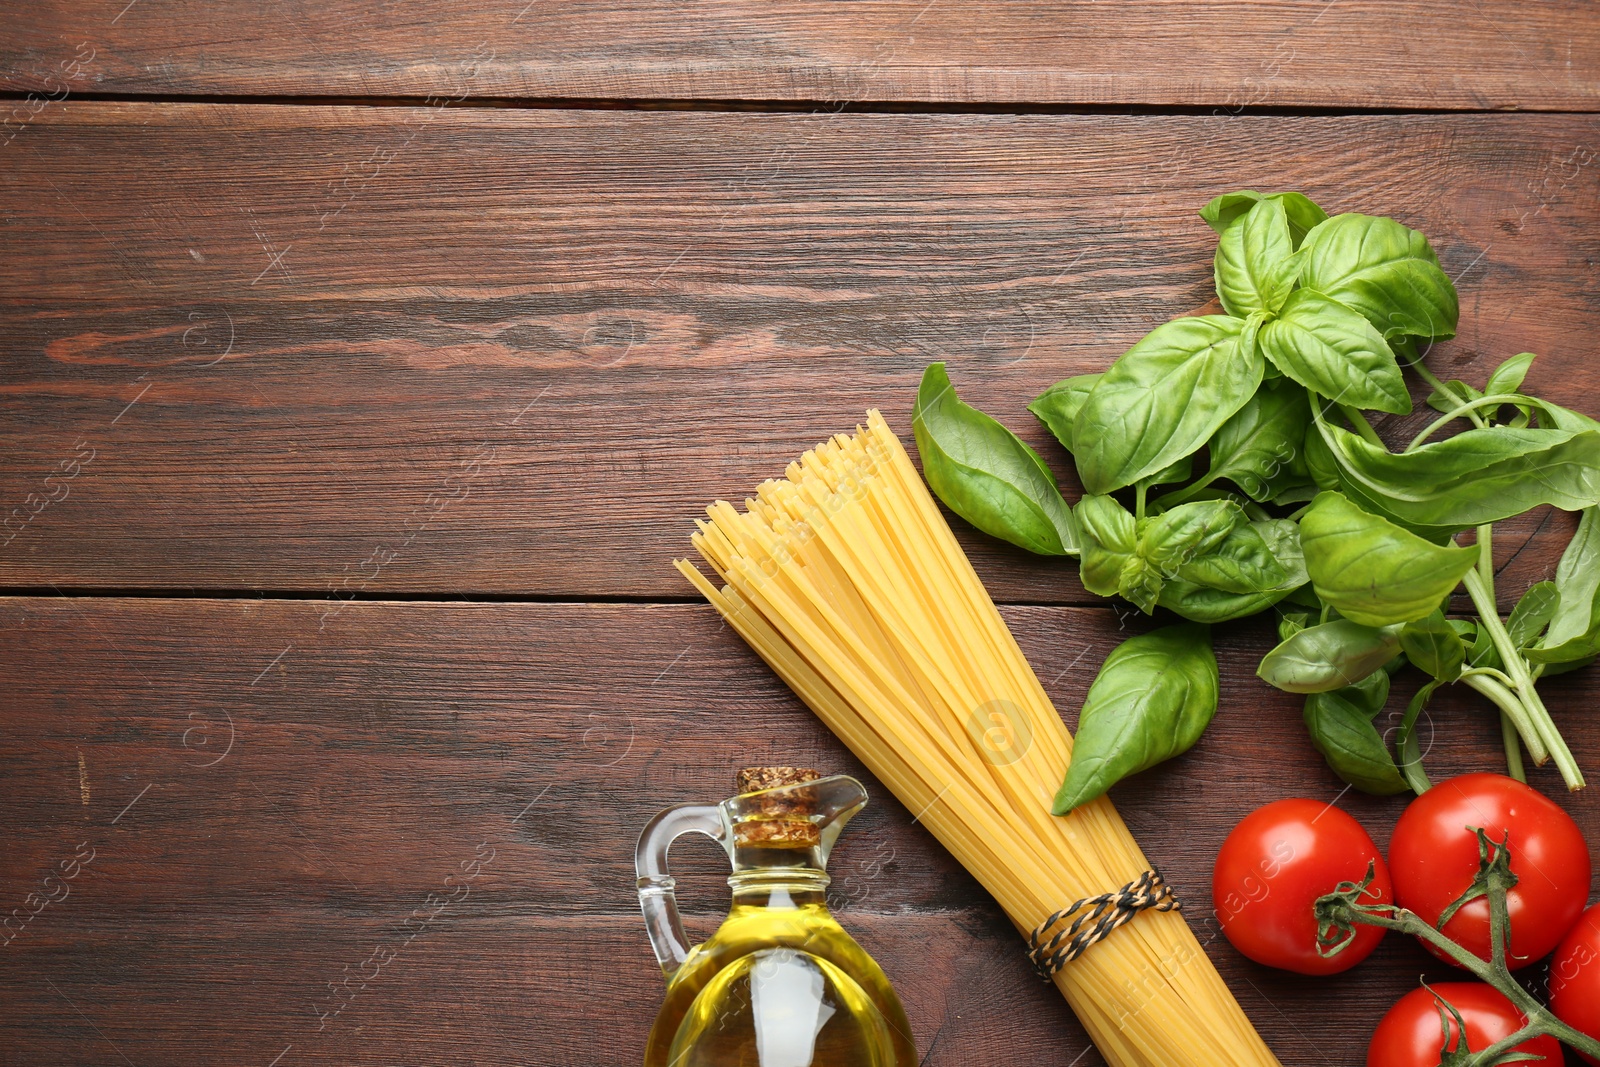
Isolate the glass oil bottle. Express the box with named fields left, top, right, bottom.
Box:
left=635, top=767, right=918, bottom=1067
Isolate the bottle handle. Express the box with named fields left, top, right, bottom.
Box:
left=635, top=803, right=729, bottom=979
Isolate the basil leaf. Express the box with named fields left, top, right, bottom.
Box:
left=1300, top=213, right=1459, bottom=341
left=1507, top=581, right=1559, bottom=649
left=1315, top=415, right=1600, bottom=532
left=1199, top=190, right=1265, bottom=234
left=1485, top=353, right=1536, bottom=398
left=1175, top=521, right=1291, bottom=594
left=1545, top=507, right=1600, bottom=648
left=1200, top=190, right=1328, bottom=247
left=1527, top=507, right=1600, bottom=665
left=1271, top=487, right=1316, bottom=510
left=1303, top=670, right=1408, bottom=796
left=1159, top=518, right=1307, bottom=621
left=1204, top=378, right=1311, bottom=502
left=1300, top=491, right=1478, bottom=626
left=1532, top=396, right=1600, bottom=435
left=1395, top=680, right=1438, bottom=795
left=1271, top=192, right=1331, bottom=247
left=1258, top=618, right=1403, bottom=694
left=1075, top=495, right=1136, bottom=600
left=1074, top=315, right=1262, bottom=494
left=1539, top=652, right=1600, bottom=676
left=1259, top=289, right=1410, bottom=414
left=1214, top=198, right=1298, bottom=316
left=1028, top=373, right=1101, bottom=453
left=1469, top=618, right=1503, bottom=671
left=913, top=363, right=1078, bottom=555
left=1302, top=418, right=1341, bottom=491
left=1137, top=499, right=1242, bottom=576
left=1051, top=624, right=1219, bottom=814
left=1158, top=583, right=1292, bottom=623
left=1399, top=610, right=1465, bottom=682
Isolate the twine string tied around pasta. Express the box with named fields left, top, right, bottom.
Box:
left=1027, top=868, right=1182, bottom=980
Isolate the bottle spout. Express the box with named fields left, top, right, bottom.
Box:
left=727, top=772, right=868, bottom=872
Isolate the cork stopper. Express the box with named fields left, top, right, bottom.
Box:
left=733, top=766, right=823, bottom=848
left=737, top=766, right=821, bottom=794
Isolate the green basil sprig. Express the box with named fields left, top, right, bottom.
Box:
left=1051, top=624, right=1219, bottom=814
left=910, top=188, right=1600, bottom=801
left=913, top=363, right=1078, bottom=555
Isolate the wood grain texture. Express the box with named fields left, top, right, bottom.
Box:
left=2, top=1, right=1599, bottom=109
left=1, top=597, right=1597, bottom=1065
left=3, top=104, right=1599, bottom=605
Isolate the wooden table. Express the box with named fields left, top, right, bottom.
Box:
left=2, top=5, right=1598, bottom=1064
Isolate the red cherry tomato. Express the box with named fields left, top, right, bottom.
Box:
left=1551, top=903, right=1600, bottom=1066
left=1214, top=798, right=1392, bottom=975
left=1388, top=773, right=1590, bottom=969
left=1367, top=982, right=1562, bottom=1067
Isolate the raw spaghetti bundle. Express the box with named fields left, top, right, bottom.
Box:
left=676, top=411, right=1281, bottom=1067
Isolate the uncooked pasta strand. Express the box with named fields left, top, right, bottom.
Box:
left=677, top=411, right=1281, bottom=1067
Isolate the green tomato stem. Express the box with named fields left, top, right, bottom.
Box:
left=1462, top=569, right=1585, bottom=789
left=1331, top=902, right=1600, bottom=1062
left=1337, top=404, right=1387, bottom=448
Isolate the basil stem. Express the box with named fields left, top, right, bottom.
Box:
left=1459, top=671, right=1547, bottom=766
left=1336, top=404, right=1385, bottom=447
left=1405, top=393, right=1532, bottom=451
left=1413, top=362, right=1491, bottom=430
left=1461, top=568, right=1584, bottom=789
left=1501, top=712, right=1527, bottom=783
left=1474, top=524, right=1525, bottom=782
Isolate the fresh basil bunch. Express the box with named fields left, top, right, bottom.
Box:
left=915, top=189, right=1600, bottom=808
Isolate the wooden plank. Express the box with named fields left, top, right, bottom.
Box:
left=2, top=105, right=1598, bottom=604
left=3, top=2, right=1599, bottom=109
left=1, top=597, right=1597, bottom=1064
